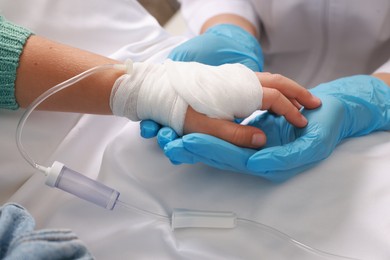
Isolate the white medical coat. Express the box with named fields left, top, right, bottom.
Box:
left=180, top=0, right=390, bottom=88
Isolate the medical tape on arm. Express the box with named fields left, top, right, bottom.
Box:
left=110, top=60, right=262, bottom=135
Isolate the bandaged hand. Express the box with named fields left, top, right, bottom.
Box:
left=110, top=61, right=320, bottom=148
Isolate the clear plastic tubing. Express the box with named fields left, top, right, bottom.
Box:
left=15, top=63, right=129, bottom=171
left=15, top=63, right=130, bottom=209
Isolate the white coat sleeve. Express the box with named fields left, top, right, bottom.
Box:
left=179, top=0, right=258, bottom=35
left=374, top=59, right=390, bottom=74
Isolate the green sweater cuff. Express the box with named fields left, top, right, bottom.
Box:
left=0, top=16, right=33, bottom=110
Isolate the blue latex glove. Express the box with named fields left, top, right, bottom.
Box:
left=168, top=23, right=263, bottom=72
left=140, top=23, right=263, bottom=139
left=163, top=75, right=390, bottom=182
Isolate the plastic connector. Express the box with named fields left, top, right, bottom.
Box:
left=45, top=161, right=120, bottom=210
left=113, top=59, right=133, bottom=75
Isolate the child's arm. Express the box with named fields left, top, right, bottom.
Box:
left=10, top=25, right=320, bottom=149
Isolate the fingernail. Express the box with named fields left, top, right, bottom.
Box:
left=251, top=133, right=265, bottom=147
left=313, top=96, right=322, bottom=104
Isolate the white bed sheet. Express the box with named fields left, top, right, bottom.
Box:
left=1, top=0, right=390, bottom=259
left=3, top=112, right=390, bottom=260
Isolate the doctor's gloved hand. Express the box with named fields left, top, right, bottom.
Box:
left=140, top=23, right=263, bottom=140
left=163, top=75, right=390, bottom=182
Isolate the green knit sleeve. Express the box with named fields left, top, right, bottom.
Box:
left=0, top=16, right=33, bottom=110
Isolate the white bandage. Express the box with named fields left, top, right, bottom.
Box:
left=110, top=60, right=262, bottom=135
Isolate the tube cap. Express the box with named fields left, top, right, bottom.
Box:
left=45, top=161, right=65, bottom=187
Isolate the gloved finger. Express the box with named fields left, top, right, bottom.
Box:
left=165, top=134, right=256, bottom=172
left=247, top=112, right=295, bottom=147
left=160, top=138, right=188, bottom=165
left=184, top=107, right=267, bottom=148
left=261, top=87, right=308, bottom=128
left=157, top=127, right=179, bottom=149
left=256, top=73, right=321, bottom=109
left=247, top=127, right=331, bottom=172
left=140, top=120, right=161, bottom=138
left=251, top=162, right=320, bottom=182
left=164, top=138, right=196, bottom=164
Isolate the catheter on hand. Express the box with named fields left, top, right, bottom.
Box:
left=15, top=61, right=132, bottom=210
left=15, top=61, right=361, bottom=260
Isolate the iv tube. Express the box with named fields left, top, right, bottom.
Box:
left=113, top=204, right=362, bottom=260
left=236, top=217, right=361, bottom=260
left=15, top=63, right=129, bottom=173
left=15, top=63, right=129, bottom=210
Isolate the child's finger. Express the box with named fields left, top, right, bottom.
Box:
left=256, top=72, right=321, bottom=109
left=184, top=107, right=267, bottom=148
left=261, top=87, right=308, bottom=127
